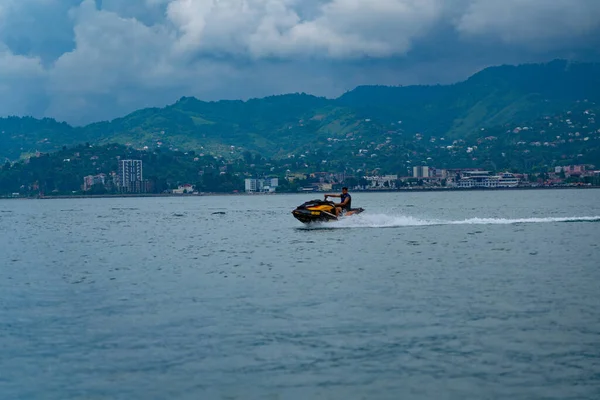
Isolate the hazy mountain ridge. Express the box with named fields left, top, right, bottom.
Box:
left=1, top=59, right=599, bottom=162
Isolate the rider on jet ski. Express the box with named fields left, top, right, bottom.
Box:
left=324, top=187, right=356, bottom=217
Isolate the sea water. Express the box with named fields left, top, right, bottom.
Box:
left=1, top=189, right=599, bottom=399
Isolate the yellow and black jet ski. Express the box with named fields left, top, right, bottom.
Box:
left=291, top=199, right=364, bottom=224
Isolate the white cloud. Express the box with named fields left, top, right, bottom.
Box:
left=52, top=0, right=175, bottom=92
left=165, top=0, right=443, bottom=59
left=457, top=0, right=600, bottom=44
left=166, top=0, right=301, bottom=56
left=45, top=0, right=233, bottom=122
left=0, top=46, right=47, bottom=117
left=289, top=0, right=442, bottom=58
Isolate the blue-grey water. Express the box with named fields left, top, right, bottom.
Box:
left=1, top=190, right=599, bottom=400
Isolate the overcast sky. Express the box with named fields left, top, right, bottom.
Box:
left=1, top=0, right=599, bottom=125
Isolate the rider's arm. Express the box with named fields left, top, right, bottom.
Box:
left=324, top=193, right=340, bottom=198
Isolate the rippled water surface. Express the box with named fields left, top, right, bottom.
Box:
left=1, top=190, right=599, bottom=399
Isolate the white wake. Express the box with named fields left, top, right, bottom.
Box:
left=302, top=214, right=600, bottom=229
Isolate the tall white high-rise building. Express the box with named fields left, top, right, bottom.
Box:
left=245, top=178, right=258, bottom=192
left=413, top=166, right=431, bottom=178
left=118, top=159, right=143, bottom=192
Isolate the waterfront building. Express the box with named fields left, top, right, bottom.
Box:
left=456, top=171, right=519, bottom=188
left=245, top=177, right=279, bottom=193
left=118, top=159, right=143, bottom=193
left=83, top=174, right=107, bottom=191
left=413, top=166, right=431, bottom=178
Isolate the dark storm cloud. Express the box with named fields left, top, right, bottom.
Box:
left=0, top=0, right=81, bottom=63
left=0, top=0, right=599, bottom=125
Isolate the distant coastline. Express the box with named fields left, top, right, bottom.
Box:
left=1, top=185, right=598, bottom=200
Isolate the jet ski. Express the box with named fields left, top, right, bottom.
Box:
left=291, top=199, right=364, bottom=224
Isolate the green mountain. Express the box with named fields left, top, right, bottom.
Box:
left=337, top=59, right=600, bottom=138
left=1, top=59, right=600, bottom=165
left=0, top=117, right=78, bottom=160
